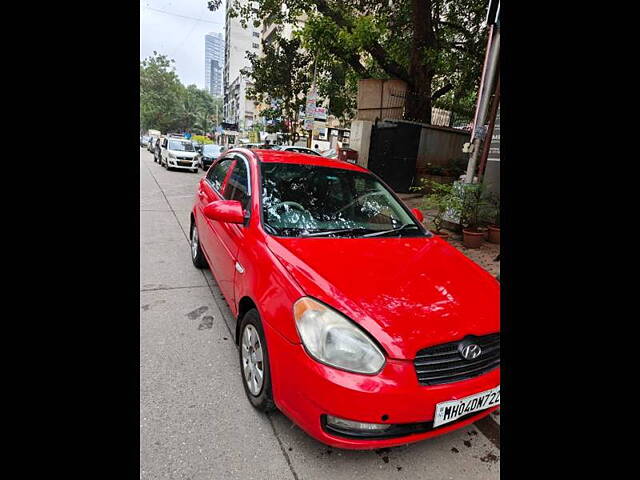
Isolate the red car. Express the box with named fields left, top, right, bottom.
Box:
left=190, top=149, right=500, bottom=449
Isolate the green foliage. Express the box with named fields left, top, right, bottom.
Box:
left=191, top=135, right=213, bottom=145
left=140, top=52, right=223, bottom=135
left=416, top=179, right=458, bottom=232
left=454, top=183, right=492, bottom=230
left=211, top=0, right=489, bottom=124
left=242, top=35, right=313, bottom=142
left=140, top=52, right=183, bottom=133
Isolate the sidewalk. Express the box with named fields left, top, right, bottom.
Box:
left=398, top=194, right=500, bottom=278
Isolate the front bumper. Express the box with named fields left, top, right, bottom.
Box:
left=264, top=321, right=500, bottom=450
left=167, top=159, right=198, bottom=170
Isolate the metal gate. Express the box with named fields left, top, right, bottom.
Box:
left=367, top=120, right=421, bottom=193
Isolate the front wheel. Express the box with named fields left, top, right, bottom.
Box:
left=239, top=310, right=275, bottom=412
left=190, top=221, right=208, bottom=269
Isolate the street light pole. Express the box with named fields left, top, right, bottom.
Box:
left=464, top=25, right=500, bottom=184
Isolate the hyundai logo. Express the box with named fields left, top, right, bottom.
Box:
left=460, top=343, right=482, bottom=360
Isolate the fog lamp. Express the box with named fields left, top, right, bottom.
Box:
left=325, top=415, right=390, bottom=432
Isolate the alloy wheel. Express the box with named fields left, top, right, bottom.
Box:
left=241, top=324, right=264, bottom=396
left=191, top=225, right=199, bottom=259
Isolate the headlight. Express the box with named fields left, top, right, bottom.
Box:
left=168, top=152, right=176, bottom=159
left=293, top=297, right=385, bottom=374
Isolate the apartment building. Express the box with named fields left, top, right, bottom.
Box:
left=204, top=32, right=224, bottom=97
left=223, top=0, right=261, bottom=128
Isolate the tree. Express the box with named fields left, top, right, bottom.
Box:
left=208, top=0, right=488, bottom=125
left=179, top=84, right=219, bottom=132
left=140, top=52, right=183, bottom=132
left=241, top=36, right=314, bottom=143
left=140, top=52, right=223, bottom=134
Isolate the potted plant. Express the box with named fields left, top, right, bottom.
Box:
left=414, top=179, right=455, bottom=240
left=457, top=183, right=490, bottom=248
left=487, top=193, right=500, bottom=244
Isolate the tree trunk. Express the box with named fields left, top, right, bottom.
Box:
left=404, top=0, right=435, bottom=124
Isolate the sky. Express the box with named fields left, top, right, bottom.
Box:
left=140, top=0, right=226, bottom=89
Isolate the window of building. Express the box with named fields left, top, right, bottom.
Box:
left=253, top=32, right=260, bottom=37
left=252, top=43, right=259, bottom=49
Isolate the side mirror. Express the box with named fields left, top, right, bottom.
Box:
left=411, top=208, right=424, bottom=223
left=203, top=200, right=245, bottom=224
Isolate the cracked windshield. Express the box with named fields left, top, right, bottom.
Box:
left=261, top=163, right=424, bottom=238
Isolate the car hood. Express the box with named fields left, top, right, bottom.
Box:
left=265, top=235, right=500, bottom=360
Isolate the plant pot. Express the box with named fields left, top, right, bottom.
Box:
left=462, top=229, right=484, bottom=248
left=433, top=231, right=449, bottom=241
left=477, top=226, right=489, bottom=240
left=487, top=225, right=500, bottom=244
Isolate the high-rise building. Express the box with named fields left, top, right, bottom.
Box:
left=223, top=0, right=261, bottom=128
left=205, top=32, right=224, bottom=97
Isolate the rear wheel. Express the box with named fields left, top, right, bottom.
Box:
left=190, top=221, right=208, bottom=268
left=239, top=309, right=275, bottom=412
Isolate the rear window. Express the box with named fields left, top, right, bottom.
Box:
left=202, top=145, right=222, bottom=156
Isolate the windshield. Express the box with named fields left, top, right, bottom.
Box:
left=168, top=140, right=194, bottom=152
left=260, top=163, right=423, bottom=238
left=202, top=145, right=222, bottom=156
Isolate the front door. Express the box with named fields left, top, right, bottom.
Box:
left=196, top=156, right=244, bottom=305
left=210, top=155, right=251, bottom=306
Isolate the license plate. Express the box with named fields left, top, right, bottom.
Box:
left=433, top=386, right=500, bottom=428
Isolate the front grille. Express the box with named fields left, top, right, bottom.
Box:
left=177, top=156, right=192, bottom=160
left=178, top=160, right=194, bottom=166
left=414, top=333, right=500, bottom=386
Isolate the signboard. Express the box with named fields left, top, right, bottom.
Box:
left=303, top=117, right=314, bottom=130
left=487, top=107, right=500, bottom=162
left=314, top=106, right=327, bottom=121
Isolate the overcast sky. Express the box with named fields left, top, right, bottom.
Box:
left=140, top=0, right=226, bottom=89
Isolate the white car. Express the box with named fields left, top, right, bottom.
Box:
left=159, top=137, right=199, bottom=172
left=273, top=145, right=321, bottom=156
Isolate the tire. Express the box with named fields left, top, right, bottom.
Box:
left=190, top=221, right=208, bottom=269
left=239, top=309, right=276, bottom=412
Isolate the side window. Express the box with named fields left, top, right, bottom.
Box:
left=224, top=158, right=250, bottom=211
left=206, top=158, right=234, bottom=192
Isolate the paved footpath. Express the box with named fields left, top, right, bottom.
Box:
left=139, top=148, right=500, bottom=480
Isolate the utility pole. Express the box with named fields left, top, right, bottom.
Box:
left=464, top=20, right=500, bottom=183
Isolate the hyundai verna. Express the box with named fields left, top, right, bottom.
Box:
left=190, top=149, right=500, bottom=449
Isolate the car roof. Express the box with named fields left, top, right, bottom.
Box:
left=248, top=149, right=367, bottom=172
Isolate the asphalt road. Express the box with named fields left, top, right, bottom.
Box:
left=139, top=148, right=500, bottom=480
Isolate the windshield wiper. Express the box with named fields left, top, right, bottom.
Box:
left=302, top=227, right=372, bottom=238
left=360, top=223, right=421, bottom=238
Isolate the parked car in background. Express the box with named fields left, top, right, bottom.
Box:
left=321, top=148, right=338, bottom=159
left=140, top=136, right=151, bottom=147
left=196, top=144, right=225, bottom=171
left=159, top=137, right=199, bottom=172
left=271, top=145, right=321, bottom=156
left=191, top=140, right=203, bottom=154
left=153, top=136, right=164, bottom=163
left=189, top=149, right=500, bottom=449
left=239, top=143, right=267, bottom=150
left=147, top=137, right=159, bottom=153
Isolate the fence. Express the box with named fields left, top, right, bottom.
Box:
left=384, top=87, right=474, bottom=129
